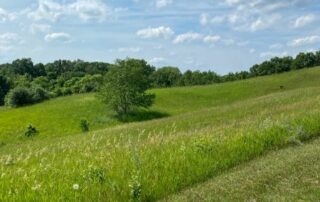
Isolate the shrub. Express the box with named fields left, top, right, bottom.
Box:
left=80, top=119, right=89, bottom=132
left=25, top=124, right=38, bottom=137
left=5, top=87, right=34, bottom=107
left=32, top=87, right=50, bottom=102
left=0, top=75, right=11, bottom=106
left=5, top=87, right=50, bottom=107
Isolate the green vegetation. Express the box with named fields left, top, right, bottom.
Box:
left=167, top=138, right=320, bottom=201
left=0, top=67, right=320, bottom=201
left=1, top=50, right=320, bottom=108
left=98, top=59, right=155, bottom=116
left=1, top=67, right=320, bottom=144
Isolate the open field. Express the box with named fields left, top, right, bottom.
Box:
left=1, top=67, right=320, bottom=145
left=167, top=138, right=320, bottom=201
left=0, top=68, right=320, bottom=201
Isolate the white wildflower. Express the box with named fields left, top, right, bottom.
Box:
left=73, top=184, right=80, bottom=190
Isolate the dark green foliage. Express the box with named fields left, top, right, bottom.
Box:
left=0, top=75, right=10, bottom=105
left=5, top=87, right=50, bottom=107
left=32, top=87, right=50, bottom=102
left=25, top=124, right=38, bottom=137
left=151, top=66, right=182, bottom=87
left=0, top=49, right=320, bottom=107
left=80, top=119, right=89, bottom=132
left=5, top=87, right=34, bottom=107
left=98, top=58, right=155, bottom=116
left=179, top=70, right=221, bottom=86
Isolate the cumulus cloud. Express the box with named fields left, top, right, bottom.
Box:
left=155, top=0, right=172, bottom=8
left=28, top=0, right=110, bottom=22
left=205, top=0, right=312, bottom=32
left=203, top=35, right=221, bottom=43
left=68, top=0, right=110, bottom=22
left=173, top=33, right=225, bottom=45
left=137, top=26, right=174, bottom=39
left=173, top=32, right=203, bottom=44
left=0, top=8, right=17, bottom=23
left=45, top=32, right=72, bottom=42
left=293, top=14, right=315, bottom=28
left=249, top=14, right=280, bottom=32
left=288, top=35, right=320, bottom=47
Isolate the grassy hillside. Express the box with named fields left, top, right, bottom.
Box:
left=167, top=138, right=320, bottom=201
left=1, top=67, right=320, bottom=145
left=0, top=65, right=320, bottom=200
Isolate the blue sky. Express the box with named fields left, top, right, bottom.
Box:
left=0, top=0, right=319, bottom=74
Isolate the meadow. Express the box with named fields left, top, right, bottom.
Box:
left=0, top=67, right=320, bottom=201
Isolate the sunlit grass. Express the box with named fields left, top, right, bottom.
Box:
left=1, top=85, right=320, bottom=201
left=1, top=67, right=320, bottom=145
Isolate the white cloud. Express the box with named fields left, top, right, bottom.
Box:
left=30, top=24, right=51, bottom=34
left=0, top=33, right=21, bottom=54
left=203, top=35, right=221, bottom=43
left=28, top=0, right=63, bottom=22
left=137, top=26, right=174, bottom=39
left=173, top=32, right=203, bottom=44
left=45, top=32, right=72, bottom=42
left=218, top=1, right=309, bottom=32
left=293, top=14, right=315, bottom=28
left=28, top=0, right=110, bottom=22
left=260, top=51, right=288, bottom=58
left=0, top=8, right=17, bottom=23
left=155, top=0, right=172, bottom=8
left=68, top=0, right=110, bottom=22
left=288, top=35, right=320, bottom=47
left=117, top=47, right=141, bottom=53
left=249, top=14, right=280, bottom=32
left=200, top=13, right=209, bottom=26
left=149, top=57, right=165, bottom=63
left=0, top=33, right=20, bottom=45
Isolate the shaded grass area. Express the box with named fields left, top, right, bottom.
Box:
left=1, top=67, right=320, bottom=145
left=167, top=138, right=320, bottom=202
left=0, top=87, right=320, bottom=201
left=115, top=110, right=169, bottom=123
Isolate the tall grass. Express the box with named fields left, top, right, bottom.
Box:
left=1, top=87, right=320, bottom=201
left=1, top=67, right=320, bottom=145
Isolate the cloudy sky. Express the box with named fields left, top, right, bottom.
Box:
left=0, top=0, right=319, bottom=74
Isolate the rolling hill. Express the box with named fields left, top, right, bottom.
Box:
left=0, top=67, right=320, bottom=201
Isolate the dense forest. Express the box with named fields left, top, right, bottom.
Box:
left=0, top=50, right=320, bottom=107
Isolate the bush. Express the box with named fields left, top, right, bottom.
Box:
left=5, top=87, right=34, bottom=107
left=5, top=87, right=50, bottom=107
left=25, top=124, right=38, bottom=137
left=32, top=87, right=50, bottom=102
left=80, top=119, right=89, bottom=132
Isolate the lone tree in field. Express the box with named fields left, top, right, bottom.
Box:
left=98, top=58, right=155, bottom=116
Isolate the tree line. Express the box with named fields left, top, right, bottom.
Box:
left=1, top=50, right=320, bottom=108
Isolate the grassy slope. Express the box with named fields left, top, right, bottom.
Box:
left=0, top=87, right=320, bottom=200
left=167, top=138, right=320, bottom=202
left=1, top=67, right=320, bottom=144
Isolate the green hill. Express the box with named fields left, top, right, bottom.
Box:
left=167, top=138, right=320, bottom=201
left=0, top=67, right=320, bottom=201
left=1, top=67, right=320, bottom=145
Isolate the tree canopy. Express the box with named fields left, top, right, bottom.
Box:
left=98, top=58, right=155, bottom=115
